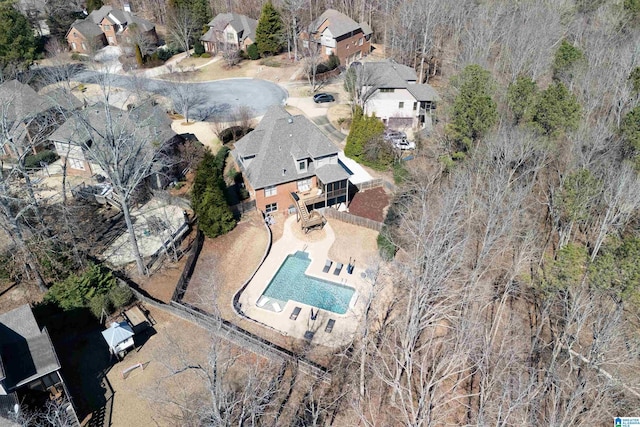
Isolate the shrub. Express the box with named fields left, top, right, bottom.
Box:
left=25, top=150, right=59, bottom=168
left=45, top=263, right=117, bottom=314
left=71, top=52, right=81, bottom=61
left=377, top=228, right=397, bottom=260
left=326, top=53, right=340, bottom=71
left=157, top=48, right=173, bottom=62
left=393, top=161, right=409, bottom=184
left=194, top=41, right=205, bottom=56
left=108, top=285, right=133, bottom=309
left=247, top=43, right=260, bottom=60
left=201, top=52, right=211, bottom=58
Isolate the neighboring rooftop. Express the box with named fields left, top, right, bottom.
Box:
left=234, top=106, right=341, bottom=189
left=311, top=9, right=367, bottom=38
left=71, top=5, right=155, bottom=39
left=0, top=305, right=60, bottom=391
left=361, top=60, right=440, bottom=100
left=202, top=13, right=258, bottom=44
left=0, top=80, right=56, bottom=123
left=49, top=102, right=175, bottom=147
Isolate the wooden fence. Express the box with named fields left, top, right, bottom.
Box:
left=354, top=178, right=384, bottom=191
left=230, top=199, right=256, bottom=217
left=322, top=208, right=384, bottom=232
left=171, top=229, right=204, bottom=302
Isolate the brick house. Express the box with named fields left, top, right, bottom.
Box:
left=200, top=13, right=258, bottom=54
left=358, top=60, right=439, bottom=131
left=232, top=106, right=352, bottom=215
left=0, top=305, right=78, bottom=424
left=49, top=103, right=178, bottom=184
left=301, top=9, right=372, bottom=66
left=67, top=5, right=157, bottom=54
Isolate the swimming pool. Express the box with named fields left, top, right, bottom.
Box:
left=261, top=251, right=355, bottom=314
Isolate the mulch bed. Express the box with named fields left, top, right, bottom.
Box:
left=348, top=187, right=390, bottom=223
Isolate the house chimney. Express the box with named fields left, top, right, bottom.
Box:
left=282, top=168, right=286, bottom=176
left=288, top=118, right=293, bottom=124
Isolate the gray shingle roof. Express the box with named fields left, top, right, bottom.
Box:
left=69, top=18, right=104, bottom=39
left=206, top=13, right=257, bottom=43
left=87, top=5, right=112, bottom=24
left=362, top=60, right=439, bottom=101
left=40, top=89, right=83, bottom=112
left=0, top=305, right=60, bottom=391
left=312, top=9, right=362, bottom=37
left=316, top=163, right=350, bottom=183
left=0, top=80, right=56, bottom=124
left=234, top=106, right=341, bottom=189
left=49, top=102, right=175, bottom=148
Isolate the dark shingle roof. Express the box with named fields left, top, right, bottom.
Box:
left=234, top=106, right=341, bottom=189
left=69, top=18, right=104, bottom=39
left=80, top=6, right=155, bottom=36
left=0, top=80, right=56, bottom=124
left=312, top=9, right=361, bottom=37
left=49, top=102, right=175, bottom=147
left=40, top=89, right=83, bottom=112
left=316, top=163, right=350, bottom=183
left=206, top=13, right=257, bottom=43
left=0, top=305, right=60, bottom=391
left=362, top=61, right=439, bottom=101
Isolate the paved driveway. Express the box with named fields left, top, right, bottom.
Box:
left=75, top=71, right=288, bottom=122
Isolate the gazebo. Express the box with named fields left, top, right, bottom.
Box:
left=101, top=321, right=135, bottom=358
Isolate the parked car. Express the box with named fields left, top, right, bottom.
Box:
left=313, top=93, right=335, bottom=103
left=383, top=129, right=415, bottom=150
left=393, top=138, right=416, bottom=150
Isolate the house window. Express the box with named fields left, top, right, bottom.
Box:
left=265, top=202, right=277, bottom=213
left=359, top=37, right=363, bottom=46
left=71, top=42, right=77, bottom=50
left=398, top=102, right=404, bottom=108
left=325, top=47, right=332, bottom=55
left=108, top=36, right=114, bottom=44
left=226, top=32, right=234, bottom=41
left=104, top=25, right=110, bottom=30
left=69, top=158, right=85, bottom=170
left=413, top=102, right=418, bottom=111
left=298, top=160, right=306, bottom=171
left=380, top=88, right=395, bottom=93
left=297, top=178, right=311, bottom=192
left=264, top=185, right=277, bottom=197
left=303, top=40, right=309, bottom=48
left=82, top=43, right=87, bottom=50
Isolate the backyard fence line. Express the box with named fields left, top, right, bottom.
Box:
left=354, top=178, right=384, bottom=191
left=321, top=208, right=384, bottom=232
left=171, top=228, right=204, bottom=302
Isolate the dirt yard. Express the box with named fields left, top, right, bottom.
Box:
left=348, top=187, right=391, bottom=223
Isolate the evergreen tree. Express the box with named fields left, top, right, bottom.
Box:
left=255, top=1, right=284, bottom=56
left=553, top=40, right=584, bottom=81
left=531, top=82, right=581, bottom=135
left=169, top=0, right=211, bottom=30
left=86, top=0, right=103, bottom=13
left=507, top=75, right=538, bottom=124
left=192, top=149, right=236, bottom=238
left=448, top=64, right=498, bottom=151
left=134, top=44, right=144, bottom=67
left=629, top=67, right=640, bottom=94
left=344, top=106, right=387, bottom=168
left=0, top=1, right=38, bottom=73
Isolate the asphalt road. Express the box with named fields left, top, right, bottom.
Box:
left=74, top=71, right=288, bottom=122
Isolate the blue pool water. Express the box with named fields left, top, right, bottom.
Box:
left=262, top=251, right=355, bottom=314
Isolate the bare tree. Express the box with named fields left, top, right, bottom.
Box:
left=303, top=42, right=323, bottom=92
left=166, top=5, right=199, bottom=58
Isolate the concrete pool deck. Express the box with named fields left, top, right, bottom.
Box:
left=238, top=215, right=370, bottom=347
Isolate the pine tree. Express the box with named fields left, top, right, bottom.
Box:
left=531, top=82, right=581, bottom=135
left=86, top=0, right=103, bottom=13
left=0, top=1, right=38, bottom=73
left=255, top=1, right=284, bottom=56
left=448, top=64, right=498, bottom=151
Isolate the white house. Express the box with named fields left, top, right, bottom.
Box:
left=358, top=60, right=439, bottom=131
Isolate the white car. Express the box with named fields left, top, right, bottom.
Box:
left=393, top=138, right=416, bottom=150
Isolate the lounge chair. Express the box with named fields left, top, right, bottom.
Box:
left=322, top=259, right=333, bottom=273
left=290, top=306, right=301, bottom=320
left=333, top=262, right=343, bottom=276
left=256, top=296, right=269, bottom=307
left=272, top=302, right=282, bottom=312
left=325, top=319, right=335, bottom=333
